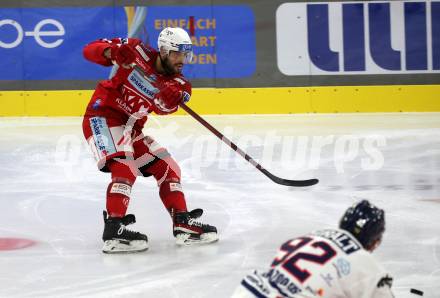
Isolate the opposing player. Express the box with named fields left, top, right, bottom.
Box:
left=82, top=27, right=218, bottom=253
left=232, top=200, right=394, bottom=297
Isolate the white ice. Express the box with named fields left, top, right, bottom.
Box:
left=0, top=113, right=439, bottom=298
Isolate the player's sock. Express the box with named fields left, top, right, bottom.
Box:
left=106, top=161, right=137, bottom=217
left=106, top=179, right=132, bottom=217
left=159, top=180, right=187, bottom=213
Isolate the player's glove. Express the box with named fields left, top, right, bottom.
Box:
left=110, top=44, right=137, bottom=66
left=160, top=84, right=183, bottom=109
left=153, top=83, right=190, bottom=113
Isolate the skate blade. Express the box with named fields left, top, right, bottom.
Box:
left=102, top=239, right=148, bottom=254
left=175, top=232, right=219, bottom=246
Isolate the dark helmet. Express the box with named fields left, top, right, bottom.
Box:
left=339, top=200, right=385, bottom=250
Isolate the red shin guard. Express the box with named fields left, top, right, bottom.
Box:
left=146, top=158, right=187, bottom=213
left=159, top=180, right=187, bottom=213
left=106, top=161, right=137, bottom=218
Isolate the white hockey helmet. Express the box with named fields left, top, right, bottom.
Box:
left=157, top=27, right=193, bottom=64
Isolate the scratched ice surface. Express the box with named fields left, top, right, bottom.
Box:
left=0, top=113, right=439, bottom=297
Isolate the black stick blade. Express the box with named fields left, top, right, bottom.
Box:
left=262, top=169, right=319, bottom=187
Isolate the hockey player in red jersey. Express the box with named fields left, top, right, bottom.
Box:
left=232, top=200, right=394, bottom=298
left=82, top=27, right=218, bottom=253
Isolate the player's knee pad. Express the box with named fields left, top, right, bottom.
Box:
left=108, top=160, right=137, bottom=185
left=142, top=157, right=182, bottom=184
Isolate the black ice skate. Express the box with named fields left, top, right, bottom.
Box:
left=102, top=211, right=148, bottom=253
left=173, top=208, right=218, bottom=246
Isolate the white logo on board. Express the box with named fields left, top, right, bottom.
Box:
left=0, top=19, right=65, bottom=49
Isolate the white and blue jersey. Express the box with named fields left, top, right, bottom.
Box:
left=232, top=229, right=394, bottom=298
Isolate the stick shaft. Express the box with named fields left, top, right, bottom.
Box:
left=131, top=63, right=318, bottom=187
left=179, top=103, right=319, bottom=187
left=179, top=103, right=263, bottom=171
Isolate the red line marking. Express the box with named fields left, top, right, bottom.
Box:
left=0, top=238, right=36, bottom=251
left=189, top=16, right=195, bottom=36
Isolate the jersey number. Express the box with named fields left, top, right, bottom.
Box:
left=271, top=237, right=336, bottom=283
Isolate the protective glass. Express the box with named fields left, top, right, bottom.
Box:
left=177, top=44, right=193, bottom=64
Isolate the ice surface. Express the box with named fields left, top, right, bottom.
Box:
left=0, top=113, right=439, bottom=298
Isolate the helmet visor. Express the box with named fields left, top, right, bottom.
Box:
left=177, top=44, right=193, bottom=64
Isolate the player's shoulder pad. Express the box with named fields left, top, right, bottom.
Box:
left=102, top=37, right=141, bottom=46
left=139, top=44, right=158, bottom=58
left=173, top=76, right=192, bottom=88
left=126, top=37, right=141, bottom=44
left=142, top=44, right=156, bottom=53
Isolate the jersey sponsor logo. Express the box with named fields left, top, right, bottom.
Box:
left=115, top=97, right=133, bottom=114
left=110, top=183, right=132, bottom=196
left=169, top=182, right=183, bottom=192
left=332, top=258, right=351, bottom=278
left=263, top=268, right=302, bottom=296
left=178, top=43, right=193, bottom=52
left=135, top=44, right=150, bottom=62
left=312, top=229, right=361, bottom=255
left=128, top=70, right=159, bottom=99
left=320, top=272, right=335, bottom=288
left=0, top=18, right=65, bottom=49
left=241, top=272, right=272, bottom=296
left=89, top=117, right=116, bottom=158
left=117, top=86, right=152, bottom=118
left=277, top=1, right=440, bottom=75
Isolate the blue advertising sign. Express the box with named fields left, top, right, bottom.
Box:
left=0, top=5, right=256, bottom=80
left=0, top=7, right=127, bottom=80
left=143, top=5, right=256, bottom=79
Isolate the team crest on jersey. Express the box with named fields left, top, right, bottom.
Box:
left=182, top=91, right=191, bottom=103
left=117, top=86, right=152, bottom=118
left=92, top=98, right=101, bottom=110
left=333, top=258, right=351, bottom=277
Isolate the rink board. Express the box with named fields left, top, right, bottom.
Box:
left=0, top=85, right=439, bottom=116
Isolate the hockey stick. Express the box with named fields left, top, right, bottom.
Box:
left=132, top=64, right=318, bottom=187
left=179, top=103, right=318, bottom=187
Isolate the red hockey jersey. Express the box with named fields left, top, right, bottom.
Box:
left=83, top=38, right=192, bottom=129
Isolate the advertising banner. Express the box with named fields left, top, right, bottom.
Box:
left=143, top=5, right=256, bottom=79
left=0, top=7, right=127, bottom=80
left=0, top=5, right=256, bottom=80
left=277, top=1, right=440, bottom=75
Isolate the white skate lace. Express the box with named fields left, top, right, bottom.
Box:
left=118, top=224, right=139, bottom=236
left=188, top=218, right=206, bottom=228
